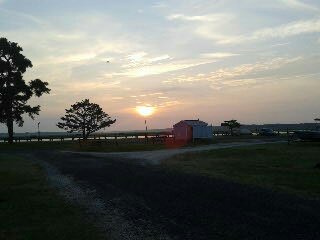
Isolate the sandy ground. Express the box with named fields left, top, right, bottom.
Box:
left=62, top=140, right=286, bottom=165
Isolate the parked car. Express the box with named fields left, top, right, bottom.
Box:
left=233, top=128, right=253, bottom=136
left=259, top=128, right=277, bottom=136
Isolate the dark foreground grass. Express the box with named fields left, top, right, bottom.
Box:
left=0, top=140, right=209, bottom=153
left=0, top=154, right=102, bottom=240
left=0, top=141, right=167, bottom=152
left=0, top=141, right=74, bottom=151
left=72, top=142, right=167, bottom=152
left=162, top=142, right=320, bottom=198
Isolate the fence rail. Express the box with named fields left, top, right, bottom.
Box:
left=0, top=131, right=174, bottom=143
left=1, top=125, right=317, bottom=143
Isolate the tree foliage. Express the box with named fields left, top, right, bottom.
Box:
left=221, top=119, right=241, bottom=135
left=0, top=37, right=50, bottom=143
left=57, top=99, right=116, bottom=139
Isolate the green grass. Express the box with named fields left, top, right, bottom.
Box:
left=0, top=154, right=102, bottom=240
left=162, top=142, right=320, bottom=198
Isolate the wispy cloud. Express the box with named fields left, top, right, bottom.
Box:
left=164, top=57, right=302, bottom=88
left=116, top=58, right=216, bottom=78
left=198, top=18, right=320, bottom=44
left=281, top=0, right=319, bottom=11
left=98, top=51, right=224, bottom=78
left=122, top=52, right=172, bottom=68
left=167, top=13, right=234, bottom=22
left=200, top=52, right=239, bottom=59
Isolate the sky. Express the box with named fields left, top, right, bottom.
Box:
left=0, top=0, right=320, bottom=133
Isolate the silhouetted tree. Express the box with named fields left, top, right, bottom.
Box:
left=221, top=119, right=241, bottom=136
left=57, top=99, right=116, bottom=140
left=0, top=38, right=50, bottom=144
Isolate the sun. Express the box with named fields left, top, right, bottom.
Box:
left=136, top=106, right=155, bottom=117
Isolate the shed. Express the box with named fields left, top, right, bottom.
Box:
left=173, top=119, right=213, bottom=142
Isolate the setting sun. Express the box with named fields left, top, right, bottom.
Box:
left=136, top=106, right=155, bottom=117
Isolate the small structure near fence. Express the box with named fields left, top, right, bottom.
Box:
left=173, top=119, right=213, bottom=142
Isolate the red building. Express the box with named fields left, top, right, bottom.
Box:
left=173, top=119, right=213, bottom=142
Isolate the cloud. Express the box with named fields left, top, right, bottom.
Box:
left=167, top=13, right=234, bottom=22
left=113, top=90, right=180, bottom=112
left=121, top=52, right=172, bottom=69
left=248, top=18, right=320, bottom=41
left=200, top=18, right=320, bottom=44
left=167, top=11, right=320, bottom=45
left=116, top=59, right=216, bottom=78
left=104, top=51, right=221, bottom=78
left=45, top=52, right=97, bottom=64
left=200, top=52, right=239, bottom=59
left=126, top=52, right=148, bottom=62
left=149, top=55, right=171, bottom=63
left=164, top=57, right=302, bottom=88
left=281, top=0, right=319, bottom=11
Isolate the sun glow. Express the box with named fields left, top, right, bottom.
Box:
left=136, top=106, right=155, bottom=117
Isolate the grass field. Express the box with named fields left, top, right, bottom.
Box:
left=0, top=135, right=285, bottom=153
left=0, top=154, right=102, bottom=240
left=162, top=142, right=320, bottom=198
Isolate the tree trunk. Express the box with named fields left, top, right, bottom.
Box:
left=7, top=117, right=14, bottom=144
left=86, top=131, right=91, bottom=140
left=82, top=119, right=87, bottom=140
left=82, top=127, right=86, bottom=140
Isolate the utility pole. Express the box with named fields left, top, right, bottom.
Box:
left=145, top=119, right=148, bottom=143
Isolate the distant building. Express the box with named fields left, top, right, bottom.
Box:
left=173, top=119, right=213, bottom=142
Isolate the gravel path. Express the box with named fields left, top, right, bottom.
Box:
left=29, top=152, right=172, bottom=240
left=28, top=143, right=320, bottom=240
left=62, top=140, right=285, bottom=165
